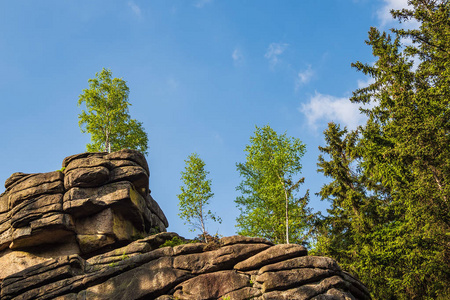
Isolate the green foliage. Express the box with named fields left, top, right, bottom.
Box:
left=177, top=153, right=221, bottom=243
left=159, top=236, right=186, bottom=248
left=120, top=250, right=129, bottom=261
left=235, top=125, right=314, bottom=245
left=78, top=68, right=148, bottom=154
left=314, top=1, right=450, bottom=298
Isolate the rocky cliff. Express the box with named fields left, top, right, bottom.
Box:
left=0, top=150, right=371, bottom=300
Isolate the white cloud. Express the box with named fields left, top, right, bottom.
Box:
left=377, top=0, right=419, bottom=28
left=299, top=92, right=367, bottom=131
left=195, top=0, right=212, bottom=8
left=232, top=48, right=244, bottom=65
left=128, top=1, right=142, bottom=18
left=265, top=43, right=289, bottom=67
left=357, top=76, right=376, bottom=89
left=295, top=65, right=314, bottom=90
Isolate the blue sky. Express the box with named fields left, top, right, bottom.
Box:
left=0, top=0, right=409, bottom=239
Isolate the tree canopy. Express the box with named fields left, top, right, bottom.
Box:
left=78, top=68, right=148, bottom=154
left=313, top=1, right=450, bottom=298
left=177, top=153, right=221, bottom=242
left=235, top=125, right=314, bottom=245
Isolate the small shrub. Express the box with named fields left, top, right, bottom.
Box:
left=159, top=236, right=186, bottom=248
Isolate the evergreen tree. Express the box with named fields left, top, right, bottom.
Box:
left=314, top=1, right=450, bottom=298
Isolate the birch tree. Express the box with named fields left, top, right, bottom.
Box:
left=178, top=153, right=221, bottom=242
left=78, top=68, right=148, bottom=154
left=235, top=125, right=313, bottom=245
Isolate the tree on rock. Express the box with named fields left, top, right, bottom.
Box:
left=235, top=125, right=313, bottom=245
left=78, top=68, right=148, bottom=154
left=178, top=153, right=221, bottom=242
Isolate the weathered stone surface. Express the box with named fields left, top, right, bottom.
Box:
left=173, top=270, right=250, bottom=299
left=10, top=193, right=63, bottom=228
left=262, top=275, right=348, bottom=300
left=235, top=244, right=308, bottom=271
left=0, top=235, right=371, bottom=300
left=84, top=257, right=190, bottom=300
left=0, top=150, right=370, bottom=300
left=148, top=194, right=169, bottom=228
left=256, top=268, right=336, bottom=293
left=0, top=211, right=10, bottom=231
left=108, top=159, right=140, bottom=169
left=4, top=172, right=32, bottom=190
left=221, top=235, right=274, bottom=246
left=64, top=166, right=110, bottom=190
left=85, top=233, right=177, bottom=268
left=9, top=180, right=64, bottom=209
left=10, top=213, right=75, bottom=249
left=64, top=157, right=112, bottom=173
left=173, top=242, right=208, bottom=256
left=259, top=256, right=342, bottom=274
left=0, top=236, right=80, bottom=280
left=173, top=243, right=271, bottom=274
left=109, top=165, right=148, bottom=197
left=0, top=191, right=9, bottom=213
left=8, top=171, right=63, bottom=195
left=104, top=149, right=149, bottom=176
left=63, top=181, right=146, bottom=227
left=223, top=287, right=263, bottom=300
left=1, top=254, right=84, bottom=300
left=151, top=211, right=168, bottom=233
left=76, top=234, right=116, bottom=254
left=61, top=152, right=106, bottom=169
left=75, top=208, right=146, bottom=254
left=0, top=226, right=12, bottom=250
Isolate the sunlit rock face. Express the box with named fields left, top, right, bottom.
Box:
left=0, top=149, right=168, bottom=280
left=0, top=150, right=370, bottom=300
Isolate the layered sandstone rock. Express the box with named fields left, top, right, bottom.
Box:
left=0, top=150, right=371, bottom=299
left=0, top=233, right=371, bottom=300
left=0, top=150, right=168, bottom=280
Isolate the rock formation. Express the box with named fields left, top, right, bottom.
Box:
left=0, top=150, right=371, bottom=299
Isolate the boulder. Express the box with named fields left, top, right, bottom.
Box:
left=0, top=234, right=371, bottom=300
left=104, top=149, right=149, bottom=176
left=173, top=270, right=250, bottom=299
left=10, top=194, right=63, bottom=228
left=9, top=213, right=75, bottom=249
left=64, top=166, right=110, bottom=190
left=109, top=165, right=148, bottom=197
left=8, top=172, right=64, bottom=209
left=0, top=237, right=80, bottom=281
left=63, top=181, right=147, bottom=229
left=63, top=157, right=112, bottom=173
left=61, top=152, right=106, bottom=170
left=75, top=208, right=147, bottom=254
left=4, top=172, right=31, bottom=190
left=8, top=171, right=63, bottom=195
left=234, top=244, right=308, bottom=271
